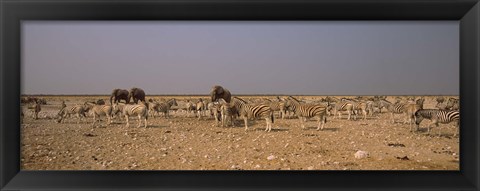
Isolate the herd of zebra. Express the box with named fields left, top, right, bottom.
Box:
left=21, top=86, right=460, bottom=136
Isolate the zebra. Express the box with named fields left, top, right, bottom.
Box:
left=351, top=101, right=372, bottom=120
left=404, top=97, right=425, bottom=131
left=84, top=102, right=113, bottom=127
left=231, top=97, right=274, bottom=132
left=374, top=98, right=410, bottom=124
left=112, top=102, right=148, bottom=128
left=263, top=98, right=288, bottom=119
left=155, top=98, right=178, bottom=118
left=332, top=100, right=355, bottom=120
left=209, top=101, right=222, bottom=126
left=56, top=104, right=88, bottom=124
left=196, top=98, right=205, bottom=120
left=286, top=96, right=328, bottom=130
left=219, top=99, right=238, bottom=127
left=147, top=101, right=160, bottom=118
left=414, top=109, right=460, bottom=136
left=185, top=100, right=196, bottom=117
left=27, top=101, right=42, bottom=120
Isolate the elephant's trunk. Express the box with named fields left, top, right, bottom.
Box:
left=127, top=93, right=132, bottom=104
left=211, top=92, right=217, bottom=102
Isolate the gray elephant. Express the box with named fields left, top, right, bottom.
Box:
left=128, top=87, right=146, bottom=104
left=210, top=85, right=231, bottom=103
left=110, top=89, right=129, bottom=105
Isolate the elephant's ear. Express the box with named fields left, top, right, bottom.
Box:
left=216, top=86, right=224, bottom=94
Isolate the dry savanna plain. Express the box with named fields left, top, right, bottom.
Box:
left=20, top=95, right=460, bottom=170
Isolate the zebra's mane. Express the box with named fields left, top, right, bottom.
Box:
left=380, top=98, right=392, bottom=104
left=288, top=96, right=301, bottom=103
left=233, top=96, right=247, bottom=103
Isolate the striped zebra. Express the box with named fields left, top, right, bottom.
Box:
left=286, top=96, right=328, bottom=130
left=414, top=109, right=460, bottom=136
left=84, top=102, right=113, bottom=127
left=219, top=99, right=238, bottom=127
left=27, top=101, right=42, bottom=120
left=147, top=101, right=160, bottom=118
left=263, top=98, right=288, bottom=119
left=56, top=105, right=88, bottom=124
left=185, top=100, right=196, bottom=117
left=351, top=101, right=372, bottom=120
left=112, top=102, right=148, bottom=128
left=231, top=97, right=274, bottom=132
left=405, top=97, right=425, bottom=131
left=196, top=99, right=205, bottom=120
left=209, top=101, right=222, bottom=126
left=374, top=98, right=410, bottom=124
left=155, top=98, right=178, bottom=118
left=332, top=99, right=355, bottom=120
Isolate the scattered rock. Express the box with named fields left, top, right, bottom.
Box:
left=396, top=156, right=410, bottom=160
left=387, top=143, right=405, bottom=147
left=267, top=155, right=276, bottom=160
left=354, top=151, right=369, bottom=159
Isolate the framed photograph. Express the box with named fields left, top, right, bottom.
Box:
left=1, top=0, right=479, bottom=190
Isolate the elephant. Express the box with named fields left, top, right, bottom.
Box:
left=128, top=87, right=146, bottom=104
left=210, top=85, right=231, bottom=103
left=110, top=89, right=129, bottom=105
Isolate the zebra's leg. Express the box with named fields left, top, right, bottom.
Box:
left=144, top=116, right=147, bottom=128
left=435, top=122, right=441, bottom=136
left=391, top=112, right=395, bottom=124
left=265, top=117, right=271, bottom=132
left=316, top=116, right=321, bottom=130
left=243, top=116, right=249, bottom=131
left=299, top=117, right=305, bottom=129
left=403, top=112, right=409, bottom=124
left=108, top=115, right=112, bottom=126
left=125, top=115, right=130, bottom=128
left=137, top=115, right=142, bottom=128
left=221, top=113, right=226, bottom=127
left=230, top=115, right=235, bottom=127
left=92, top=114, right=97, bottom=127
left=317, top=115, right=326, bottom=131
left=76, top=113, right=81, bottom=124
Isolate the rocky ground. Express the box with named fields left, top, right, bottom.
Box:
left=20, top=96, right=459, bottom=170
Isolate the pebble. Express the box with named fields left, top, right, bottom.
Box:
left=267, top=155, right=276, bottom=160
left=354, top=151, right=369, bottom=159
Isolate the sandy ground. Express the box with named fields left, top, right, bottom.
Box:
left=20, top=95, right=459, bottom=170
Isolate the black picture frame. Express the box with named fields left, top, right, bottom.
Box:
left=1, top=0, right=479, bottom=190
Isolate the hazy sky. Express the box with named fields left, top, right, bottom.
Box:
left=22, top=21, right=459, bottom=95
